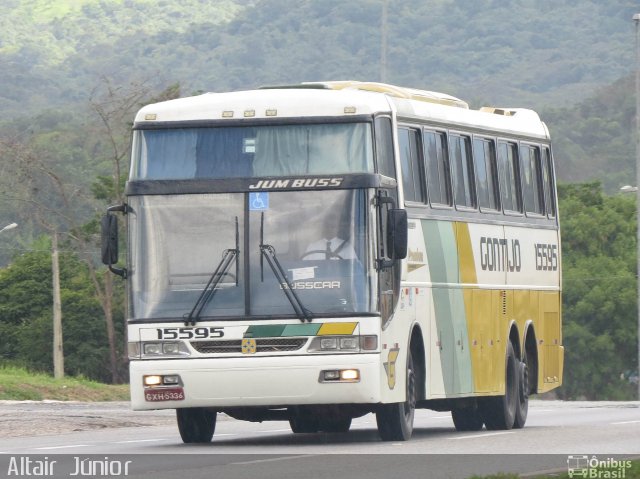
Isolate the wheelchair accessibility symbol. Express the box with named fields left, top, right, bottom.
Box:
left=249, top=192, right=269, bottom=211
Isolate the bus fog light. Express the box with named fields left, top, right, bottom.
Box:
left=323, top=370, right=340, bottom=380
left=320, top=338, right=338, bottom=350
left=360, top=335, right=378, bottom=350
left=340, top=369, right=360, bottom=381
left=143, top=375, right=162, bottom=386
left=163, top=375, right=180, bottom=385
left=320, top=369, right=360, bottom=382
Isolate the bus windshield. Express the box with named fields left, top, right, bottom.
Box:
left=128, top=189, right=374, bottom=320
left=131, top=122, right=374, bottom=180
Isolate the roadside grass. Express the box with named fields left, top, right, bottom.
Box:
left=470, top=459, right=640, bottom=479
left=0, top=365, right=129, bottom=401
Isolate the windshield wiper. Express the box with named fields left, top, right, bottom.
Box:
left=259, top=212, right=313, bottom=323
left=184, top=217, right=239, bottom=326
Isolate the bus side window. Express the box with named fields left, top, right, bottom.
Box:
left=450, top=134, right=476, bottom=209
left=542, top=147, right=557, bottom=218
left=520, top=144, right=544, bottom=216
left=375, top=117, right=396, bottom=179
left=424, top=130, right=452, bottom=206
left=473, top=137, right=500, bottom=211
left=497, top=141, right=522, bottom=214
left=398, top=127, right=426, bottom=204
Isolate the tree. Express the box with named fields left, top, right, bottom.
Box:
left=88, top=79, right=181, bottom=374
left=0, top=237, right=120, bottom=382
left=557, top=182, right=637, bottom=400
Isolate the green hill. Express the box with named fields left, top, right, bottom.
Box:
left=0, top=0, right=636, bottom=117
left=0, top=0, right=637, bottom=192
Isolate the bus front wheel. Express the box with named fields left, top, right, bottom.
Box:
left=176, top=408, right=216, bottom=443
left=376, top=351, right=416, bottom=441
left=451, top=405, right=484, bottom=431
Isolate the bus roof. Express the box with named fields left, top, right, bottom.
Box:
left=135, top=81, right=549, bottom=140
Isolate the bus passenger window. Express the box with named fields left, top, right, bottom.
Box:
left=450, top=134, right=476, bottom=209
left=497, top=142, right=522, bottom=214
left=398, top=128, right=426, bottom=204
left=473, top=138, right=499, bottom=211
left=542, top=147, right=556, bottom=218
left=520, top=145, right=544, bottom=215
left=424, top=130, right=452, bottom=206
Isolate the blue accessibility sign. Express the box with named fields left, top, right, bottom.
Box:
left=249, top=192, right=269, bottom=211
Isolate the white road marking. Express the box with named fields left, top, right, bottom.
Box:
left=612, top=420, right=640, bottom=425
left=451, top=431, right=515, bottom=440
left=115, top=438, right=171, bottom=444
left=230, top=455, right=312, bottom=466
left=35, top=444, right=90, bottom=450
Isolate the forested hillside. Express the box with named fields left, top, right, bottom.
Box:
left=0, top=0, right=636, bottom=116
left=545, top=76, right=635, bottom=190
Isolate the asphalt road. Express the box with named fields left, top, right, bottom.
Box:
left=0, top=400, right=638, bottom=479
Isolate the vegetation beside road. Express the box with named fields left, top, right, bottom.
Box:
left=471, top=459, right=640, bottom=479
left=0, top=365, right=129, bottom=401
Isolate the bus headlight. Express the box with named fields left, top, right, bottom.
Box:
left=339, top=337, right=359, bottom=350
left=135, top=341, right=191, bottom=358
left=308, top=335, right=377, bottom=353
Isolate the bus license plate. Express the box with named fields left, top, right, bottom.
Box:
left=145, top=387, right=185, bottom=402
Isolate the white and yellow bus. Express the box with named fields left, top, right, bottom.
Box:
left=102, top=81, right=563, bottom=442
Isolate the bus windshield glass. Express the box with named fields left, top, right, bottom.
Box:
left=128, top=189, right=374, bottom=320
left=131, top=122, right=374, bottom=179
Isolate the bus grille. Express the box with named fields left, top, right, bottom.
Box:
left=190, top=338, right=307, bottom=354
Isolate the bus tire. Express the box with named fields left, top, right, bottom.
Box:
left=319, top=417, right=352, bottom=433
left=289, top=414, right=319, bottom=433
left=479, top=341, right=518, bottom=430
left=514, top=352, right=529, bottom=428
left=451, top=406, right=484, bottom=431
left=376, top=351, right=416, bottom=441
left=176, top=408, right=216, bottom=443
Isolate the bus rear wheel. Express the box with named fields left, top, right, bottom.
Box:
left=176, top=408, right=216, bottom=443
left=514, top=352, right=530, bottom=429
left=479, top=341, right=518, bottom=430
left=376, top=351, right=416, bottom=441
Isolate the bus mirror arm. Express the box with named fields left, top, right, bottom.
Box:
left=101, top=203, right=129, bottom=279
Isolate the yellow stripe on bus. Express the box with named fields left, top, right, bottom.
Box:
left=317, top=322, right=358, bottom=335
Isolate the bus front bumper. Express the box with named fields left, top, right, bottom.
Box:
left=130, top=353, right=382, bottom=410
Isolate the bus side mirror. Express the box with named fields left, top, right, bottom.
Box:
left=101, top=214, right=126, bottom=278
left=387, top=209, right=408, bottom=260
left=101, top=214, right=118, bottom=265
